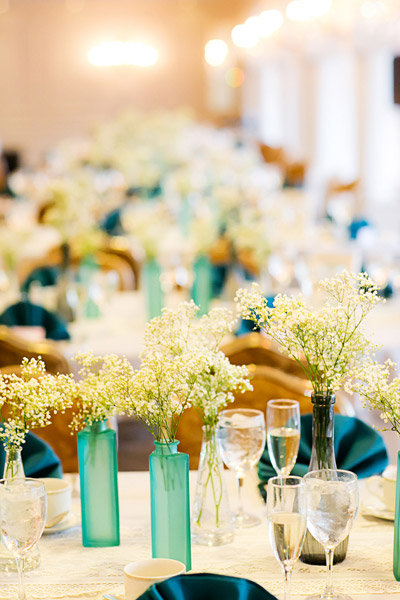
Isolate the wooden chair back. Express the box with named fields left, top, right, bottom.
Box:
left=0, top=326, right=69, bottom=374
left=177, top=364, right=312, bottom=469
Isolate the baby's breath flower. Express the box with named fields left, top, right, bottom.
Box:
left=70, top=352, right=134, bottom=432
left=235, top=271, right=382, bottom=395
left=0, top=357, right=77, bottom=452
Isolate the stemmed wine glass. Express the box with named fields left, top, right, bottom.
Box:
left=217, top=408, right=266, bottom=528
left=304, top=469, right=359, bottom=600
left=267, top=476, right=307, bottom=600
left=0, top=478, right=47, bottom=600
left=267, top=400, right=300, bottom=477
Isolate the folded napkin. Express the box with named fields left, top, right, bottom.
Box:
left=258, top=414, right=388, bottom=498
left=0, top=426, right=62, bottom=478
left=0, top=300, right=70, bottom=341
left=100, top=208, right=124, bottom=236
left=348, top=218, right=370, bottom=240
left=137, top=573, right=277, bottom=600
left=21, top=265, right=60, bottom=294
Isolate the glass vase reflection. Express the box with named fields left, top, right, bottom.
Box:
left=77, top=420, right=120, bottom=547
left=192, top=426, right=234, bottom=546
left=149, top=441, right=191, bottom=570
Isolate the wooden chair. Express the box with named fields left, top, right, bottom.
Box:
left=258, top=143, right=286, bottom=168
left=177, top=364, right=312, bottom=469
left=0, top=326, right=69, bottom=374
left=221, top=333, right=307, bottom=379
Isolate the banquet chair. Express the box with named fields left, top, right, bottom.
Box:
left=221, top=333, right=307, bottom=379
left=283, top=160, right=307, bottom=188
left=258, top=143, right=286, bottom=168
left=0, top=325, right=69, bottom=373
left=103, top=236, right=141, bottom=290
left=178, top=364, right=312, bottom=469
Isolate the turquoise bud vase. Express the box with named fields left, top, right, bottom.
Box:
left=149, top=441, right=191, bottom=570
left=77, top=420, right=120, bottom=547
left=143, top=257, right=164, bottom=320
left=191, top=255, right=212, bottom=316
left=393, top=451, right=400, bottom=580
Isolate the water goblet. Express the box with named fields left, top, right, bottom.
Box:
left=0, top=478, right=47, bottom=600
left=267, top=399, right=300, bottom=477
left=304, top=469, right=359, bottom=600
left=217, top=408, right=266, bottom=528
left=267, top=476, right=307, bottom=600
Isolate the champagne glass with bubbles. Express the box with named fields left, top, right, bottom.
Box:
left=267, top=476, right=307, bottom=600
left=304, top=469, right=358, bottom=600
left=267, top=400, right=300, bottom=477
left=217, top=408, right=266, bottom=528
left=0, top=478, right=47, bottom=600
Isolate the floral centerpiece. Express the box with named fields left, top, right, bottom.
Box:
left=236, top=270, right=382, bottom=563
left=0, top=357, right=76, bottom=478
left=70, top=352, right=134, bottom=548
left=345, top=358, right=400, bottom=579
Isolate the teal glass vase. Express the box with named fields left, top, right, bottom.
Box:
left=77, top=420, right=120, bottom=547
left=149, top=441, right=191, bottom=570
left=393, top=451, right=400, bottom=580
left=143, top=258, right=164, bottom=320
left=191, top=255, right=212, bottom=316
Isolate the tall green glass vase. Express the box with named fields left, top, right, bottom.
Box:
left=77, top=420, right=120, bottom=547
left=393, top=451, right=400, bottom=580
left=300, top=393, right=348, bottom=565
left=149, top=441, right=191, bottom=570
left=143, top=258, right=164, bottom=320
left=191, top=255, right=212, bottom=316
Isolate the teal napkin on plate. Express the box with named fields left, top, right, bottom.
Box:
left=258, top=414, right=388, bottom=499
left=0, top=425, right=62, bottom=478
left=0, top=300, right=70, bottom=340
left=21, top=265, right=60, bottom=294
left=136, top=573, right=277, bottom=600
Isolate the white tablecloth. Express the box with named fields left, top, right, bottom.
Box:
left=1, top=472, right=400, bottom=600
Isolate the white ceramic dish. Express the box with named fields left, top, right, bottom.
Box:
left=361, top=501, right=395, bottom=521
left=42, top=512, right=80, bottom=534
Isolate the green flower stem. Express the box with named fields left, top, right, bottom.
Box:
left=196, top=425, right=223, bottom=527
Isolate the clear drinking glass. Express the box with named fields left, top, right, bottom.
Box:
left=267, top=399, right=300, bottom=477
left=304, top=469, right=359, bottom=600
left=267, top=476, right=307, bottom=600
left=217, top=408, right=266, bottom=528
left=0, top=478, right=47, bottom=600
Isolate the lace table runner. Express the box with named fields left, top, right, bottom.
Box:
left=1, top=472, right=400, bottom=599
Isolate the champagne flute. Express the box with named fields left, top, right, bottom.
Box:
left=267, top=399, right=300, bottom=477
left=267, top=476, right=307, bottom=600
left=0, top=478, right=47, bottom=600
left=304, top=469, right=359, bottom=600
left=217, top=408, right=266, bottom=528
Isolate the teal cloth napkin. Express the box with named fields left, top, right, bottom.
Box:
left=21, top=266, right=60, bottom=294
left=258, top=414, right=388, bottom=498
left=0, top=300, right=70, bottom=340
left=137, top=573, right=277, bottom=600
left=0, top=426, right=62, bottom=478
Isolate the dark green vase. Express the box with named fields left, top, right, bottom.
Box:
left=300, top=393, right=348, bottom=565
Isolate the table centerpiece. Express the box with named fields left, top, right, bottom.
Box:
left=235, top=270, right=382, bottom=563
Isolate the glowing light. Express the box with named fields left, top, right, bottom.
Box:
left=204, top=39, right=228, bottom=67
left=257, top=10, right=284, bottom=37
left=225, top=67, right=245, bottom=88
left=231, top=24, right=258, bottom=49
left=286, top=0, right=332, bottom=22
left=88, top=41, right=158, bottom=67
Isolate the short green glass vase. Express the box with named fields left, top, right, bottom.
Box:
left=149, top=440, right=191, bottom=570
left=77, top=420, right=120, bottom=547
